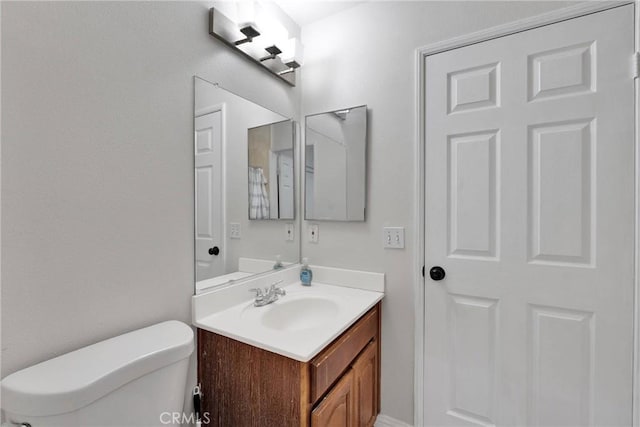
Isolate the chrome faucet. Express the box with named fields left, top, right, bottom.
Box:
left=249, top=280, right=286, bottom=307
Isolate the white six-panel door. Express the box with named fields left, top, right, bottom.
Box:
left=424, top=5, right=635, bottom=426
left=195, top=111, right=224, bottom=281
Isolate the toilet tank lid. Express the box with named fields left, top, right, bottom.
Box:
left=1, top=320, right=194, bottom=417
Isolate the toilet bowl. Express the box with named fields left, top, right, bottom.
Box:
left=1, top=320, right=194, bottom=426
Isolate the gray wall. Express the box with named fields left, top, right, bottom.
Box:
left=299, top=1, right=577, bottom=423
left=1, top=1, right=299, bottom=380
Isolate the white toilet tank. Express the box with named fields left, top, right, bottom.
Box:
left=1, top=320, right=194, bottom=426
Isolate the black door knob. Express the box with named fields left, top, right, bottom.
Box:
left=208, top=246, right=220, bottom=256
left=429, top=266, right=446, bottom=281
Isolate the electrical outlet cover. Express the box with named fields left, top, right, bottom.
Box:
left=229, top=223, right=241, bottom=239
left=285, top=223, right=294, bottom=241
left=308, top=224, right=319, bottom=243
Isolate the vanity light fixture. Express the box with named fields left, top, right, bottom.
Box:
left=208, top=3, right=303, bottom=86
left=234, top=2, right=261, bottom=45
left=260, top=45, right=282, bottom=62
left=235, top=25, right=260, bottom=46
left=277, top=38, right=304, bottom=75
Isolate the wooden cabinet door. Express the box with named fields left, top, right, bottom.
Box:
left=311, top=369, right=355, bottom=427
left=353, top=341, right=378, bottom=427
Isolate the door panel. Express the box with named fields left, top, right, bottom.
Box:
left=528, top=119, right=594, bottom=265
left=424, top=5, right=635, bottom=426
left=528, top=305, right=593, bottom=426
left=447, top=294, right=499, bottom=425
left=448, top=130, right=499, bottom=259
left=528, top=42, right=594, bottom=101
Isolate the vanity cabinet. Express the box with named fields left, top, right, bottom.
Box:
left=198, top=302, right=380, bottom=427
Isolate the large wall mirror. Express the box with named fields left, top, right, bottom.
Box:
left=305, top=105, right=367, bottom=221
left=194, top=76, right=299, bottom=293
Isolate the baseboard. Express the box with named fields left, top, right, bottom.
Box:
left=375, top=413, right=414, bottom=427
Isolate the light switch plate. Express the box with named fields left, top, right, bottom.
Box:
left=383, top=227, right=405, bottom=249
left=308, top=224, right=319, bottom=243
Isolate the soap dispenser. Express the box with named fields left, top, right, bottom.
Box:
left=273, top=255, right=283, bottom=270
left=300, top=258, right=313, bottom=286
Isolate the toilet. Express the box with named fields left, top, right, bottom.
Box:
left=1, top=320, right=194, bottom=426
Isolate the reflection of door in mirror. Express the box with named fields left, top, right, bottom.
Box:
left=195, top=110, right=224, bottom=281
left=278, top=150, right=294, bottom=218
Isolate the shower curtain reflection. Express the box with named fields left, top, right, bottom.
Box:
left=248, top=166, right=270, bottom=219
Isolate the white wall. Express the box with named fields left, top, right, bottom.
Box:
left=1, top=0, right=299, bottom=390
left=299, top=1, right=577, bottom=423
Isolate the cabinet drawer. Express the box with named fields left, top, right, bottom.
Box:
left=310, top=305, right=379, bottom=403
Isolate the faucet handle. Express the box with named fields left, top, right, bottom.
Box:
left=270, top=280, right=285, bottom=296
left=249, top=288, right=263, bottom=297
left=267, top=280, right=283, bottom=293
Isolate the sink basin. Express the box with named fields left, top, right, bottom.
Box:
left=261, top=297, right=340, bottom=332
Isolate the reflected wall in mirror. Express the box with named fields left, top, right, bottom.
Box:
left=194, top=76, right=299, bottom=293
left=248, top=120, right=295, bottom=220
left=305, top=105, right=367, bottom=221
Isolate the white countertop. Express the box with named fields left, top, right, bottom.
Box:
left=193, top=281, right=384, bottom=362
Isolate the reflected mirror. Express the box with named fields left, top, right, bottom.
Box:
left=248, top=120, right=295, bottom=220
left=305, top=105, right=367, bottom=221
left=194, top=76, right=299, bottom=293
